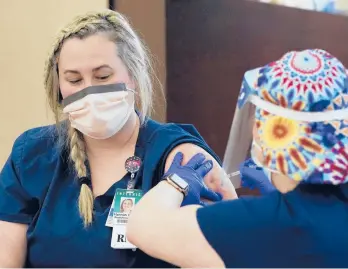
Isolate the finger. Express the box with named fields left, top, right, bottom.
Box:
left=240, top=167, right=266, bottom=184
left=199, top=200, right=207, bottom=207
left=186, top=153, right=206, bottom=169
left=201, top=187, right=223, bottom=202
left=171, top=152, right=184, bottom=167
left=195, top=160, right=213, bottom=178
left=201, top=197, right=214, bottom=204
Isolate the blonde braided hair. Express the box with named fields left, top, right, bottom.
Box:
left=43, top=10, right=159, bottom=226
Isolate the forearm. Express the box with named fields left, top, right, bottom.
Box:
left=127, top=182, right=209, bottom=266
left=127, top=181, right=224, bottom=268
left=142, top=180, right=184, bottom=210
left=127, top=181, right=189, bottom=250
left=128, top=181, right=183, bottom=233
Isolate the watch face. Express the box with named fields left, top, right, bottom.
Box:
left=171, top=174, right=189, bottom=190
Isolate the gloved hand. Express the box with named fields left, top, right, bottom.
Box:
left=163, top=152, right=223, bottom=206
left=239, top=158, right=276, bottom=195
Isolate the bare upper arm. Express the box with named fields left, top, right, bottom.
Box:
left=0, top=220, right=27, bottom=267
left=165, top=143, right=238, bottom=200
left=128, top=143, right=234, bottom=267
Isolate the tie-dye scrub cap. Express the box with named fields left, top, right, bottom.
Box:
left=238, top=49, right=348, bottom=184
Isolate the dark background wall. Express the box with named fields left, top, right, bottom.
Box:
left=166, top=0, right=348, bottom=159
left=114, top=0, right=167, bottom=122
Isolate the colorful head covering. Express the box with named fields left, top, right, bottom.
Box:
left=235, top=49, right=348, bottom=185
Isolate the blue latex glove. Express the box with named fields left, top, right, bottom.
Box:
left=163, top=152, right=223, bottom=206
left=239, top=158, right=276, bottom=195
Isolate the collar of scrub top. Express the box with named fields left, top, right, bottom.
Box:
left=61, top=83, right=129, bottom=107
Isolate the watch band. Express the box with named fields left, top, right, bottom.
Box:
left=163, top=174, right=189, bottom=197
left=165, top=178, right=186, bottom=196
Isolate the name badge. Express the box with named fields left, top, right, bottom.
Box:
left=107, top=188, right=143, bottom=249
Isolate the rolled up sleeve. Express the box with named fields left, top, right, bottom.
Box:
left=0, top=132, right=37, bottom=224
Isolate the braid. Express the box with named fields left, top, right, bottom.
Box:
left=44, top=9, right=158, bottom=226
left=68, top=125, right=94, bottom=226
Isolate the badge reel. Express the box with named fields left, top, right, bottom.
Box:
left=125, top=156, right=142, bottom=190
left=106, top=156, right=143, bottom=250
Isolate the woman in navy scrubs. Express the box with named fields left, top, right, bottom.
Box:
left=127, top=49, right=348, bottom=268
left=0, top=10, right=237, bottom=267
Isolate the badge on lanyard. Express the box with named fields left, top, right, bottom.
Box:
left=110, top=188, right=143, bottom=249
left=105, top=156, right=142, bottom=227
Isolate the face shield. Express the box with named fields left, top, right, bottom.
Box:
left=223, top=49, right=348, bottom=187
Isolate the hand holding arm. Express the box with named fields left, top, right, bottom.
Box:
left=127, top=152, right=224, bottom=268
left=163, top=152, right=222, bottom=206
left=165, top=143, right=238, bottom=200
left=239, top=159, right=276, bottom=195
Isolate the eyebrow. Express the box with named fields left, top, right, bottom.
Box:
left=63, top=64, right=113, bottom=75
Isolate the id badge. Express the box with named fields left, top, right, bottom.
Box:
left=106, top=188, right=143, bottom=227
left=109, top=188, right=143, bottom=249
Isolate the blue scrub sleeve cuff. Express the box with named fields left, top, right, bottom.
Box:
left=0, top=131, right=38, bottom=225
left=157, top=138, right=222, bottom=181
left=0, top=213, right=32, bottom=224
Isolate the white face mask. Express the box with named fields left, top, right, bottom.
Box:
left=250, top=139, right=279, bottom=181
left=62, top=83, right=134, bottom=139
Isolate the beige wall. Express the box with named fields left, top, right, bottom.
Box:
left=0, top=0, right=108, bottom=167
left=116, top=0, right=166, bottom=123
left=337, top=0, right=348, bottom=10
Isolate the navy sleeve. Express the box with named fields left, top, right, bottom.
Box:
left=156, top=123, right=222, bottom=177
left=196, top=192, right=285, bottom=268
left=140, top=122, right=223, bottom=192
left=0, top=132, right=38, bottom=224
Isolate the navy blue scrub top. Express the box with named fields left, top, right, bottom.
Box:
left=197, top=183, right=348, bottom=267
left=0, top=118, right=219, bottom=268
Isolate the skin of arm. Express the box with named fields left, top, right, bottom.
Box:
left=0, top=221, right=28, bottom=267
left=127, top=143, right=230, bottom=268
left=127, top=181, right=225, bottom=268
left=165, top=143, right=238, bottom=201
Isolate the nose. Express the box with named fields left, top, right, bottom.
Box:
left=83, top=79, right=93, bottom=88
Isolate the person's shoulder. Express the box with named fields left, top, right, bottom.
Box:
left=227, top=189, right=310, bottom=226
left=198, top=188, right=316, bottom=245
left=197, top=189, right=308, bottom=243
left=11, top=124, right=61, bottom=167
left=17, top=124, right=57, bottom=140
left=196, top=192, right=305, bottom=267
left=13, top=123, right=58, bottom=147
left=201, top=191, right=285, bottom=227
left=3, top=124, right=65, bottom=205
left=142, top=118, right=203, bottom=142
left=143, top=118, right=193, bottom=133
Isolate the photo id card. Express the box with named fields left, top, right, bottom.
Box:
left=106, top=189, right=143, bottom=227
left=108, top=189, right=143, bottom=249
